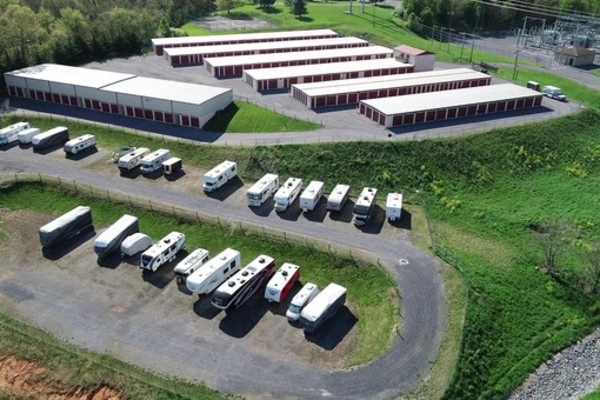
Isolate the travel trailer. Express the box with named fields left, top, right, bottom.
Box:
left=327, top=184, right=351, bottom=212
left=386, top=192, right=403, bottom=222
left=174, top=248, right=210, bottom=283
left=265, top=262, right=301, bottom=303
left=162, top=157, right=183, bottom=176
left=94, top=214, right=139, bottom=258
left=247, top=173, right=279, bottom=207
left=120, top=233, right=153, bottom=257
left=0, top=121, right=29, bottom=146
left=140, top=231, right=186, bottom=272
left=353, top=187, right=378, bottom=226
left=203, top=160, right=237, bottom=192
left=64, top=134, right=96, bottom=155
left=17, top=127, right=40, bottom=144
left=32, top=127, right=69, bottom=151
left=299, top=180, right=324, bottom=212
left=39, top=206, right=93, bottom=248
left=140, top=149, right=171, bottom=174
left=299, top=283, right=347, bottom=333
left=118, top=147, right=150, bottom=172
left=286, top=282, right=320, bottom=321
left=186, top=248, right=241, bottom=295
left=274, top=177, right=303, bottom=212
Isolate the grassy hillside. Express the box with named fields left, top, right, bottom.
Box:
left=584, top=388, right=600, bottom=400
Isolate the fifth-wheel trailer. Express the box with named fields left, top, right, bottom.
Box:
left=94, top=214, right=139, bottom=258
left=174, top=248, right=210, bottom=284
left=186, top=248, right=241, bottom=295
left=64, top=134, right=96, bottom=155
left=140, top=231, right=186, bottom=272
left=32, top=127, right=69, bottom=151
left=247, top=173, right=279, bottom=207
left=299, top=282, right=347, bottom=333
left=0, top=121, right=30, bottom=146
left=118, top=147, right=150, bottom=172
left=39, top=206, right=93, bottom=248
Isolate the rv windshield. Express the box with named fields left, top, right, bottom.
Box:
left=211, top=292, right=232, bottom=307
left=247, top=193, right=261, bottom=200
left=141, top=254, right=153, bottom=266
left=288, top=304, right=301, bottom=314
left=353, top=204, right=371, bottom=216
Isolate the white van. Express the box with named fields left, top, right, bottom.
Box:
left=17, top=127, right=40, bottom=144
left=0, top=121, right=30, bottom=146
left=542, top=85, right=566, bottom=101
left=118, top=147, right=150, bottom=172
left=300, top=180, right=324, bottom=212
left=203, top=160, right=237, bottom=192
left=121, top=233, right=153, bottom=257
left=140, top=231, right=186, bottom=272
left=64, top=134, right=96, bottom=155
left=386, top=192, right=403, bottom=222
left=140, top=149, right=171, bottom=174
left=247, top=173, right=279, bottom=207
left=274, top=177, right=303, bottom=212
left=186, top=248, right=241, bottom=295
left=286, top=282, right=320, bottom=321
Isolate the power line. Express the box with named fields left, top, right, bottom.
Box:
left=469, top=0, right=600, bottom=23
left=504, top=0, right=599, bottom=18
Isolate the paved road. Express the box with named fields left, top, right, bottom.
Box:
left=0, top=146, right=446, bottom=400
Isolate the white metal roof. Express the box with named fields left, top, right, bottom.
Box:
left=205, top=45, right=393, bottom=68
left=362, top=83, right=541, bottom=115
left=218, top=255, right=275, bottom=296
left=328, top=184, right=351, bottom=204
left=245, top=58, right=410, bottom=81
left=248, top=173, right=279, bottom=195
left=152, top=29, right=338, bottom=46
left=33, top=126, right=68, bottom=142
left=355, top=187, right=377, bottom=208
left=386, top=193, right=403, bottom=209
left=102, top=77, right=231, bottom=105
left=164, top=37, right=367, bottom=57
left=6, top=64, right=134, bottom=89
left=300, top=283, right=346, bottom=322
left=275, top=177, right=302, bottom=199
left=205, top=160, right=236, bottom=179
left=95, top=214, right=138, bottom=248
left=40, top=206, right=90, bottom=234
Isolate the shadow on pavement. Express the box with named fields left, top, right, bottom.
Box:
left=0, top=142, right=19, bottom=151
left=303, top=197, right=327, bottom=223
left=42, top=227, right=96, bottom=260
left=329, top=199, right=354, bottom=223
left=65, top=146, right=98, bottom=161
left=389, top=208, right=412, bottom=230
left=205, top=177, right=244, bottom=201
left=194, top=296, right=222, bottom=320
left=33, top=143, right=64, bottom=155
left=97, top=251, right=123, bottom=269
left=120, top=168, right=142, bottom=179
left=304, top=306, right=357, bottom=350
left=277, top=197, right=302, bottom=221
left=249, top=199, right=274, bottom=217
left=219, top=295, right=269, bottom=338
left=141, top=254, right=184, bottom=289
left=165, top=170, right=186, bottom=182
left=357, top=205, right=385, bottom=235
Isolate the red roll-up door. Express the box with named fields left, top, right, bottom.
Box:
left=181, top=115, right=190, bottom=126
left=379, top=114, right=385, bottom=125
left=403, top=114, right=414, bottom=125
left=316, top=97, right=326, bottom=108
left=52, top=93, right=60, bottom=103
left=191, top=117, right=200, bottom=127
left=144, top=109, right=152, bottom=119
left=326, top=96, right=336, bottom=106
left=101, top=103, right=110, bottom=113
left=164, top=113, right=174, bottom=123
left=126, top=106, right=134, bottom=116
left=393, top=115, right=402, bottom=126
left=154, top=111, right=163, bottom=121
left=349, top=93, right=358, bottom=104
left=110, top=104, right=119, bottom=113
left=8, top=86, right=16, bottom=96
left=135, top=108, right=143, bottom=118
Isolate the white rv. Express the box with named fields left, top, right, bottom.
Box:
left=286, top=282, right=320, bottom=321
left=94, top=214, right=139, bottom=258
left=186, top=248, right=241, bottom=295
left=300, top=180, right=324, bottom=212
left=174, top=248, right=210, bottom=282
left=0, top=122, right=30, bottom=146
left=140, top=149, right=171, bottom=174
left=327, top=184, right=351, bottom=212
left=203, top=160, right=237, bottom=192
left=300, top=283, right=347, bottom=333
left=118, top=147, right=150, bottom=172
left=32, top=127, right=69, bottom=151
left=265, top=262, right=301, bottom=303
left=274, top=177, right=303, bottom=212
left=17, top=128, right=40, bottom=144
left=247, top=173, right=279, bottom=207
left=120, top=233, right=153, bottom=257
left=64, top=134, right=96, bottom=155
left=386, top=192, right=403, bottom=222
left=353, top=187, right=378, bottom=226
left=140, top=231, right=186, bottom=272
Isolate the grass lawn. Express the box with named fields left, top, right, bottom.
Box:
left=584, top=388, right=600, bottom=400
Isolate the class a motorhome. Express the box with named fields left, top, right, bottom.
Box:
left=39, top=206, right=93, bottom=248
left=120, top=233, right=153, bottom=257
left=140, top=149, right=171, bottom=174
left=64, top=134, right=96, bottom=155
left=327, top=184, right=351, bottom=212
left=299, top=180, right=324, bottom=212
left=247, top=173, right=279, bottom=207
left=162, top=157, right=183, bottom=176
left=140, top=231, right=186, bottom=272
left=299, top=282, right=347, bottom=333
left=286, top=282, right=320, bottom=321
left=210, top=255, right=276, bottom=310
left=94, top=214, right=139, bottom=258
left=0, top=121, right=30, bottom=145
left=353, top=187, right=378, bottom=226
left=203, top=160, right=237, bottom=192
left=265, top=262, right=301, bottom=303
left=186, top=248, right=241, bottom=295
left=118, top=147, right=150, bottom=172
left=32, top=127, right=69, bottom=151
left=17, top=128, right=40, bottom=144
left=386, top=192, right=403, bottom=222
left=274, top=177, right=303, bottom=212
left=173, top=248, right=210, bottom=283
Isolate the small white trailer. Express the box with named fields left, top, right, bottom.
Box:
left=286, top=282, right=320, bottom=321
left=140, top=149, right=171, bottom=174
left=186, top=248, right=241, bottom=295
left=174, top=248, right=210, bottom=283
left=118, top=147, right=150, bottom=172
left=326, top=184, right=351, bottom=212
left=353, top=187, right=378, bottom=226
left=120, top=233, right=153, bottom=257
left=0, top=121, right=30, bottom=146
left=300, top=282, right=347, bottom=333
left=265, top=262, right=301, bottom=303
left=162, top=157, right=183, bottom=176
left=247, top=173, right=279, bottom=207
left=17, top=127, right=40, bottom=144
left=140, top=231, right=186, bottom=272
left=203, top=160, right=237, bottom=192
left=386, top=192, right=403, bottom=222
left=64, top=134, right=96, bottom=155
left=299, top=180, right=324, bottom=212
left=274, top=177, right=303, bottom=212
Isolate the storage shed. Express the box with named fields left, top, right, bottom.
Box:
left=359, top=83, right=543, bottom=128
left=553, top=46, right=596, bottom=66
left=394, top=45, right=435, bottom=72
left=152, top=29, right=338, bottom=55
left=243, top=58, right=413, bottom=92
left=205, top=45, right=393, bottom=78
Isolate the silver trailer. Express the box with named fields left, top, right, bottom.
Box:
left=118, top=147, right=150, bottom=172
left=174, top=248, right=210, bottom=283
left=64, top=134, right=96, bottom=155
left=140, top=231, right=186, bottom=272
left=32, top=127, right=69, bottom=151
left=140, top=149, right=171, bottom=174
left=39, top=206, right=93, bottom=248
left=94, top=214, right=139, bottom=258
left=17, top=128, right=40, bottom=144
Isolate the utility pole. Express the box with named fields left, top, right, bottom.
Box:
left=347, top=0, right=353, bottom=15
left=512, top=49, right=520, bottom=81
left=459, top=33, right=465, bottom=61
left=360, top=0, right=365, bottom=15
left=469, top=36, right=475, bottom=64
left=520, top=16, right=528, bottom=47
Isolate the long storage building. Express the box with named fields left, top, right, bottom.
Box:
left=205, top=45, right=393, bottom=79
left=4, top=64, right=233, bottom=128
left=164, top=37, right=369, bottom=66
left=358, top=83, right=543, bottom=128
left=152, top=29, right=338, bottom=55
left=291, top=68, right=491, bottom=109
left=243, top=58, right=414, bottom=92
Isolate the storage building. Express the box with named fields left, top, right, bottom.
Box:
left=553, top=46, right=596, bottom=66
left=291, top=68, right=491, bottom=109
left=394, top=45, right=435, bottom=72
left=243, top=58, right=413, bottom=92
left=152, top=29, right=338, bottom=55
left=205, top=45, right=393, bottom=79
left=164, top=37, right=369, bottom=66
left=358, top=83, right=543, bottom=128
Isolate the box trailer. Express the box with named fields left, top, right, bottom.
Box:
left=94, top=214, right=139, bottom=258
left=186, top=248, right=241, bottom=295
left=120, top=233, right=153, bottom=257
left=353, top=187, right=378, bottom=226
left=299, top=282, right=347, bottom=333
left=210, top=255, right=275, bottom=310
left=140, top=231, right=186, bottom=272
left=327, top=184, right=351, bottom=212
left=118, top=147, right=150, bottom=172
left=203, top=160, right=237, bottom=192
left=386, top=192, right=403, bottom=222
left=162, top=157, right=183, bottom=176
left=64, top=134, right=96, bottom=155
left=265, top=262, right=301, bottom=303
left=32, top=127, right=69, bottom=151
left=286, top=282, right=320, bottom=321
left=0, top=121, right=29, bottom=146
left=174, top=248, right=210, bottom=283
left=17, top=127, right=40, bottom=144
left=140, top=149, right=171, bottom=174
left=299, top=180, right=324, bottom=212
left=39, top=206, right=93, bottom=248
left=247, top=173, right=279, bottom=207
left=274, top=177, right=303, bottom=212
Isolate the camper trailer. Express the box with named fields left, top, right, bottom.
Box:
left=64, top=134, right=96, bottom=155
left=94, top=214, right=139, bottom=258
left=118, top=147, right=150, bottom=172
left=32, top=127, right=69, bottom=151
left=120, top=233, right=153, bottom=257
left=211, top=255, right=275, bottom=310
left=203, top=160, right=237, bottom=192
left=300, top=181, right=324, bottom=212
left=39, top=206, right=93, bottom=248
left=140, top=231, right=186, bottom=272
left=0, top=121, right=29, bottom=146
left=327, top=184, right=351, bottom=212
left=265, top=262, right=301, bottom=303
left=174, top=248, right=210, bottom=283
left=162, top=157, right=183, bottom=176
left=353, top=187, right=378, bottom=226
left=17, top=128, right=40, bottom=144
left=386, top=192, right=403, bottom=222
left=186, top=248, right=241, bottom=295
left=247, top=173, right=279, bottom=207
left=286, top=282, right=320, bottom=321
left=274, top=177, right=303, bottom=212
left=140, top=149, right=171, bottom=174
left=299, top=283, right=347, bottom=333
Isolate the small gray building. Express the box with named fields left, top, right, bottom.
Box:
left=554, top=47, right=596, bottom=67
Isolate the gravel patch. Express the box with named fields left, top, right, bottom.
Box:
left=192, top=16, right=273, bottom=31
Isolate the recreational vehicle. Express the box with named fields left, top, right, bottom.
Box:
left=300, top=180, right=324, bottom=212
left=203, top=160, right=237, bottom=192
left=174, top=248, right=210, bottom=283
left=64, top=134, right=96, bottom=155
left=17, top=128, right=40, bottom=144
left=299, top=283, right=347, bottom=333
left=186, top=248, right=241, bottom=295
left=210, top=255, right=276, bottom=310
left=0, top=121, right=29, bottom=146
left=274, top=177, right=303, bottom=212
left=353, top=187, right=378, bottom=226
left=140, top=231, right=186, bottom=272
left=327, top=184, right=351, bottom=212
left=32, top=127, right=69, bottom=151
left=120, top=233, right=153, bottom=257
left=265, top=262, right=301, bottom=303
left=39, top=206, right=93, bottom=248
left=118, top=147, right=150, bottom=172
left=247, top=173, right=279, bottom=207
left=94, top=214, right=139, bottom=258
left=286, top=282, right=320, bottom=321
left=140, top=149, right=171, bottom=174
left=162, top=157, right=183, bottom=176
left=386, top=192, right=403, bottom=222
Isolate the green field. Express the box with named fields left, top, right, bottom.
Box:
left=584, top=388, right=600, bottom=400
